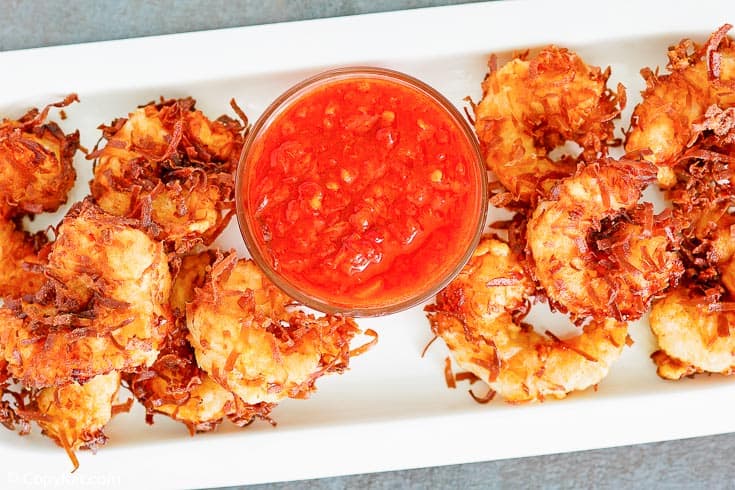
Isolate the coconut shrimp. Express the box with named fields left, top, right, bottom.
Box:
left=0, top=94, right=79, bottom=217
left=0, top=200, right=172, bottom=388
left=31, top=372, right=125, bottom=471
left=527, top=158, right=683, bottom=321
left=649, top=288, right=735, bottom=379
left=647, top=199, right=735, bottom=379
left=426, top=237, right=628, bottom=403
left=474, top=46, right=623, bottom=205
left=0, top=96, right=80, bottom=299
left=643, top=96, right=735, bottom=379
left=626, top=24, right=735, bottom=187
left=129, top=252, right=273, bottom=432
left=90, top=97, right=247, bottom=252
left=187, top=253, right=363, bottom=405
left=129, top=325, right=272, bottom=432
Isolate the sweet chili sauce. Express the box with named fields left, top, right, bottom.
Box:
left=239, top=69, right=485, bottom=314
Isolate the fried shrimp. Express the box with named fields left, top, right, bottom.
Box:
left=474, top=46, right=623, bottom=205
left=0, top=94, right=79, bottom=217
left=0, top=95, right=80, bottom=300
left=626, top=24, right=735, bottom=187
left=32, top=372, right=125, bottom=470
left=426, top=237, right=628, bottom=403
left=187, top=253, right=362, bottom=405
left=649, top=199, right=735, bottom=379
left=650, top=288, right=735, bottom=379
left=0, top=200, right=172, bottom=388
left=90, top=97, right=247, bottom=252
left=527, top=158, right=683, bottom=321
left=129, top=252, right=273, bottom=432
left=645, top=97, right=735, bottom=380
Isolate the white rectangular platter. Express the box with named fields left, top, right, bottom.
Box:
left=2, top=0, right=735, bottom=488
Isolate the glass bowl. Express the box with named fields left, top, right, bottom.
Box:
left=236, top=66, right=487, bottom=316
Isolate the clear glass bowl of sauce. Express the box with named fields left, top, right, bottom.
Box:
left=236, top=67, right=487, bottom=316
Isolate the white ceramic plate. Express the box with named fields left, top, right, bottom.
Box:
left=2, top=1, right=735, bottom=488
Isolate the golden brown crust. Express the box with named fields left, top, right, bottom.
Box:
left=0, top=200, right=173, bottom=388
left=649, top=206, right=735, bottom=378
left=187, top=252, right=361, bottom=405
left=89, top=97, right=247, bottom=253
left=0, top=94, right=79, bottom=217
left=644, top=28, right=735, bottom=379
left=527, top=158, right=683, bottom=322
left=650, top=286, right=735, bottom=379
left=475, top=47, right=623, bottom=206
left=0, top=219, right=47, bottom=299
left=0, top=95, right=79, bottom=301
left=427, top=237, right=628, bottom=403
left=625, top=24, right=735, bottom=187
left=30, top=372, right=127, bottom=471
left=128, top=251, right=273, bottom=432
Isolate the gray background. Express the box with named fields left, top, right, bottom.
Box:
left=2, top=1, right=733, bottom=489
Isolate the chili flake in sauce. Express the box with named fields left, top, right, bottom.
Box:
left=243, top=73, right=484, bottom=311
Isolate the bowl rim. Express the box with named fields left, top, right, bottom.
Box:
left=235, top=65, right=488, bottom=317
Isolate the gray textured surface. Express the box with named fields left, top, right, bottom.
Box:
left=0, top=0, right=481, bottom=51
left=1, top=1, right=733, bottom=489
left=243, top=432, right=735, bottom=489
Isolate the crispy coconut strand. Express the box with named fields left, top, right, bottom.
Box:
left=187, top=252, right=363, bottom=405
left=0, top=94, right=79, bottom=217
left=0, top=95, right=79, bottom=300
left=626, top=24, right=735, bottom=187
left=475, top=46, right=624, bottom=206
left=650, top=212, right=735, bottom=380
left=590, top=203, right=684, bottom=310
left=30, top=372, right=127, bottom=471
left=129, top=251, right=273, bottom=433
left=0, top=200, right=173, bottom=388
left=0, top=218, right=48, bottom=299
left=649, top=201, right=735, bottom=379
left=527, top=158, right=683, bottom=322
left=426, top=237, right=628, bottom=403
left=668, top=153, right=735, bottom=229
left=89, top=97, right=247, bottom=253
left=646, top=96, right=735, bottom=379
left=693, top=104, right=735, bottom=146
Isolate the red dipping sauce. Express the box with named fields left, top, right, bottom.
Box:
left=237, top=67, right=486, bottom=315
